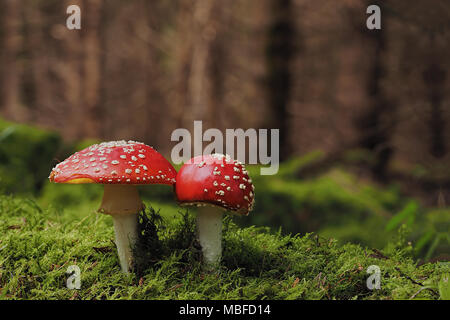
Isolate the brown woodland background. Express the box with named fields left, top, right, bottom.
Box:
left=0, top=0, right=449, bottom=206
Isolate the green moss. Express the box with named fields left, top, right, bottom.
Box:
left=0, top=195, right=446, bottom=300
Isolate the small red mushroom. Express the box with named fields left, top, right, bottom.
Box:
left=175, top=153, right=255, bottom=265
left=49, top=140, right=176, bottom=273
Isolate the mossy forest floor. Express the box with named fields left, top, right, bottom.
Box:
left=0, top=195, right=448, bottom=300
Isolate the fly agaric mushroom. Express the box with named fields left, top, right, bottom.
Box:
left=175, top=153, right=255, bottom=266
left=49, top=140, right=176, bottom=273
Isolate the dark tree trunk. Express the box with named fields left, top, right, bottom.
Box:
left=82, top=0, right=103, bottom=138
left=1, top=0, right=22, bottom=121
left=423, top=63, right=447, bottom=159
left=357, top=2, right=394, bottom=182
left=265, top=0, right=296, bottom=161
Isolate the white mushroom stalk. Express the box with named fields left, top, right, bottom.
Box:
left=99, top=184, right=143, bottom=273
left=196, top=206, right=224, bottom=266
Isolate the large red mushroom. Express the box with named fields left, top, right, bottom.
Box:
left=49, top=140, right=176, bottom=273
left=175, top=153, right=255, bottom=266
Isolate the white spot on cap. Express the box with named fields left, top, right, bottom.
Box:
left=125, top=169, right=132, bottom=174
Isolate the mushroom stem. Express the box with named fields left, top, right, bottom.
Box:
left=196, top=206, right=223, bottom=266
left=99, top=184, right=144, bottom=273
left=111, top=213, right=138, bottom=273
left=100, top=184, right=144, bottom=215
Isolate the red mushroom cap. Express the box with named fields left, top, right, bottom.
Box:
left=49, top=140, right=176, bottom=185
left=175, top=153, right=255, bottom=215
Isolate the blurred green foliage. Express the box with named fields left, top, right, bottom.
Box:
left=72, top=139, right=103, bottom=152
left=0, top=118, right=61, bottom=194
left=245, top=159, right=449, bottom=261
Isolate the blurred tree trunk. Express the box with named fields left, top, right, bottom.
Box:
left=61, top=0, right=83, bottom=140
left=170, top=1, right=191, bottom=129
left=82, top=0, right=103, bottom=138
left=141, top=1, right=172, bottom=145
left=356, top=2, right=394, bottom=181
left=187, top=0, right=215, bottom=125
left=1, top=0, right=23, bottom=121
left=265, top=0, right=296, bottom=161
left=171, top=0, right=225, bottom=130
left=207, top=13, right=226, bottom=129
left=23, top=2, right=53, bottom=123
left=423, top=62, right=447, bottom=159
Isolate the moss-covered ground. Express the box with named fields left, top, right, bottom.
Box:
left=0, top=195, right=447, bottom=300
